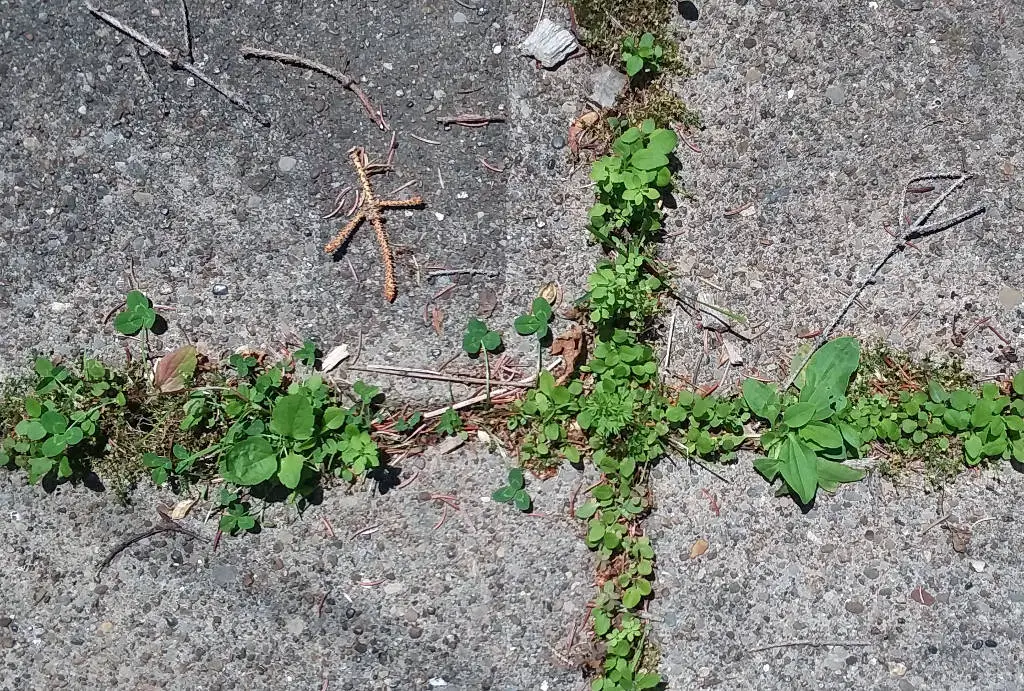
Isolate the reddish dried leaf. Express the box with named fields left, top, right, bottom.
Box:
left=431, top=306, right=445, bottom=337
left=550, top=325, right=585, bottom=385
left=153, top=345, right=197, bottom=393
left=910, top=586, right=935, bottom=606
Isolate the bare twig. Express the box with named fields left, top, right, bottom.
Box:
left=436, top=114, right=505, bottom=127
left=179, top=0, right=194, bottom=63
left=347, top=364, right=537, bottom=389
left=749, top=640, right=871, bottom=654
left=408, top=133, right=441, bottom=145
left=324, top=147, right=425, bottom=301
left=85, top=2, right=269, bottom=126
left=921, top=512, right=952, bottom=535
left=662, top=309, right=676, bottom=373
left=783, top=174, right=985, bottom=390
left=422, top=358, right=562, bottom=419
left=426, top=268, right=499, bottom=278
left=240, top=46, right=385, bottom=130
left=95, top=519, right=204, bottom=582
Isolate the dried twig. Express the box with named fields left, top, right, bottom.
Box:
left=409, top=133, right=441, bottom=145
left=422, top=359, right=562, bottom=419
left=179, top=0, right=194, bottom=63
left=436, top=114, right=505, bottom=127
left=85, top=2, right=269, bottom=126
left=783, top=174, right=985, bottom=390
left=426, top=268, right=499, bottom=278
left=749, top=640, right=871, bottom=654
left=95, top=519, right=204, bottom=582
left=324, top=147, right=425, bottom=301
left=240, top=46, right=385, bottom=130
left=347, top=363, right=537, bottom=389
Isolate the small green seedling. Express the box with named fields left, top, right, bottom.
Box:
left=217, top=489, right=257, bottom=535
left=621, top=33, right=664, bottom=80
left=492, top=467, right=532, bottom=511
left=514, top=297, right=554, bottom=341
left=294, top=339, right=318, bottom=368
left=437, top=408, right=463, bottom=437
left=114, top=290, right=157, bottom=336
left=462, top=318, right=502, bottom=355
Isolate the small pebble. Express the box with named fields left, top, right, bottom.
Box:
left=985, top=639, right=997, bottom=648
left=550, top=134, right=567, bottom=149
left=212, top=284, right=229, bottom=296
left=745, top=67, right=762, bottom=83
left=972, top=640, right=984, bottom=650
left=453, top=11, right=467, bottom=23
left=743, top=37, right=756, bottom=48
left=492, top=44, right=502, bottom=54
left=278, top=156, right=297, bottom=173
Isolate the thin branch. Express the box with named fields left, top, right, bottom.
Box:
left=85, top=2, right=269, bottom=126
left=426, top=268, right=499, bottom=278
left=422, top=358, right=562, bottom=419
left=347, top=364, right=538, bottom=389
left=179, top=0, right=194, bottom=63
left=240, top=46, right=385, bottom=130
left=748, top=640, right=871, bottom=654
left=782, top=174, right=984, bottom=390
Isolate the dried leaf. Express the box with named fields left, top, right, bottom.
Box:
left=477, top=288, right=498, bottom=318
left=539, top=281, right=560, bottom=307
left=435, top=435, right=464, bottom=455
left=948, top=525, right=971, bottom=553
left=690, top=538, right=709, bottom=559
left=153, top=345, right=197, bottom=393
left=170, top=498, right=197, bottom=520
left=550, top=325, right=586, bottom=384
left=720, top=339, right=743, bottom=367
left=431, top=306, right=445, bottom=336
left=569, top=111, right=601, bottom=155
left=910, top=586, right=935, bottom=606
left=320, top=344, right=351, bottom=373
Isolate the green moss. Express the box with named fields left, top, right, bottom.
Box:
left=570, top=0, right=676, bottom=64
left=617, top=80, right=700, bottom=130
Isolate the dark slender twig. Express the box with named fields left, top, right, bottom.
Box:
left=85, top=2, right=269, bottom=125
left=179, top=0, right=194, bottom=63
left=240, top=47, right=386, bottom=130
left=95, top=521, right=204, bottom=582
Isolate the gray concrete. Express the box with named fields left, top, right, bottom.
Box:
left=3, top=0, right=1024, bottom=689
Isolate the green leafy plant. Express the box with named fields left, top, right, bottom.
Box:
left=113, top=290, right=158, bottom=336
left=509, top=371, right=584, bottom=469
left=589, top=119, right=677, bottom=250
left=217, top=489, right=257, bottom=535
left=293, top=340, right=318, bottom=368
left=462, top=319, right=502, bottom=355
left=491, top=467, right=532, bottom=511
left=2, top=357, right=127, bottom=485
left=621, top=32, right=664, bottom=80
left=744, top=337, right=866, bottom=505
left=585, top=247, right=661, bottom=330
left=514, top=297, right=554, bottom=341
left=436, top=408, right=463, bottom=437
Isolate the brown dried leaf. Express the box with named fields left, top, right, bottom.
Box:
left=550, top=325, right=586, bottom=385
left=477, top=287, right=498, bottom=318
left=431, top=306, right=445, bottom=337
left=690, top=538, right=709, bottom=559
left=320, top=344, right=351, bottom=373
left=910, top=586, right=935, bottom=606
left=170, top=498, right=197, bottom=520
left=568, top=111, right=601, bottom=155
left=153, top=345, right=197, bottom=393
left=539, top=281, right=561, bottom=308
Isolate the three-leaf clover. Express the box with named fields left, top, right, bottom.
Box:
left=114, top=290, right=157, bottom=336
left=294, top=339, right=318, bottom=368
left=462, top=318, right=502, bottom=355
left=514, top=297, right=554, bottom=340
left=492, top=468, right=532, bottom=512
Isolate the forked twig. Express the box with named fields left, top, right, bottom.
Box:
left=783, top=174, right=985, bottom=390
left=240, top=47, right=386, bottom=130
left=85, top=2, right=269, bottom=126
left=324, top=147, right=424, bottom=301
